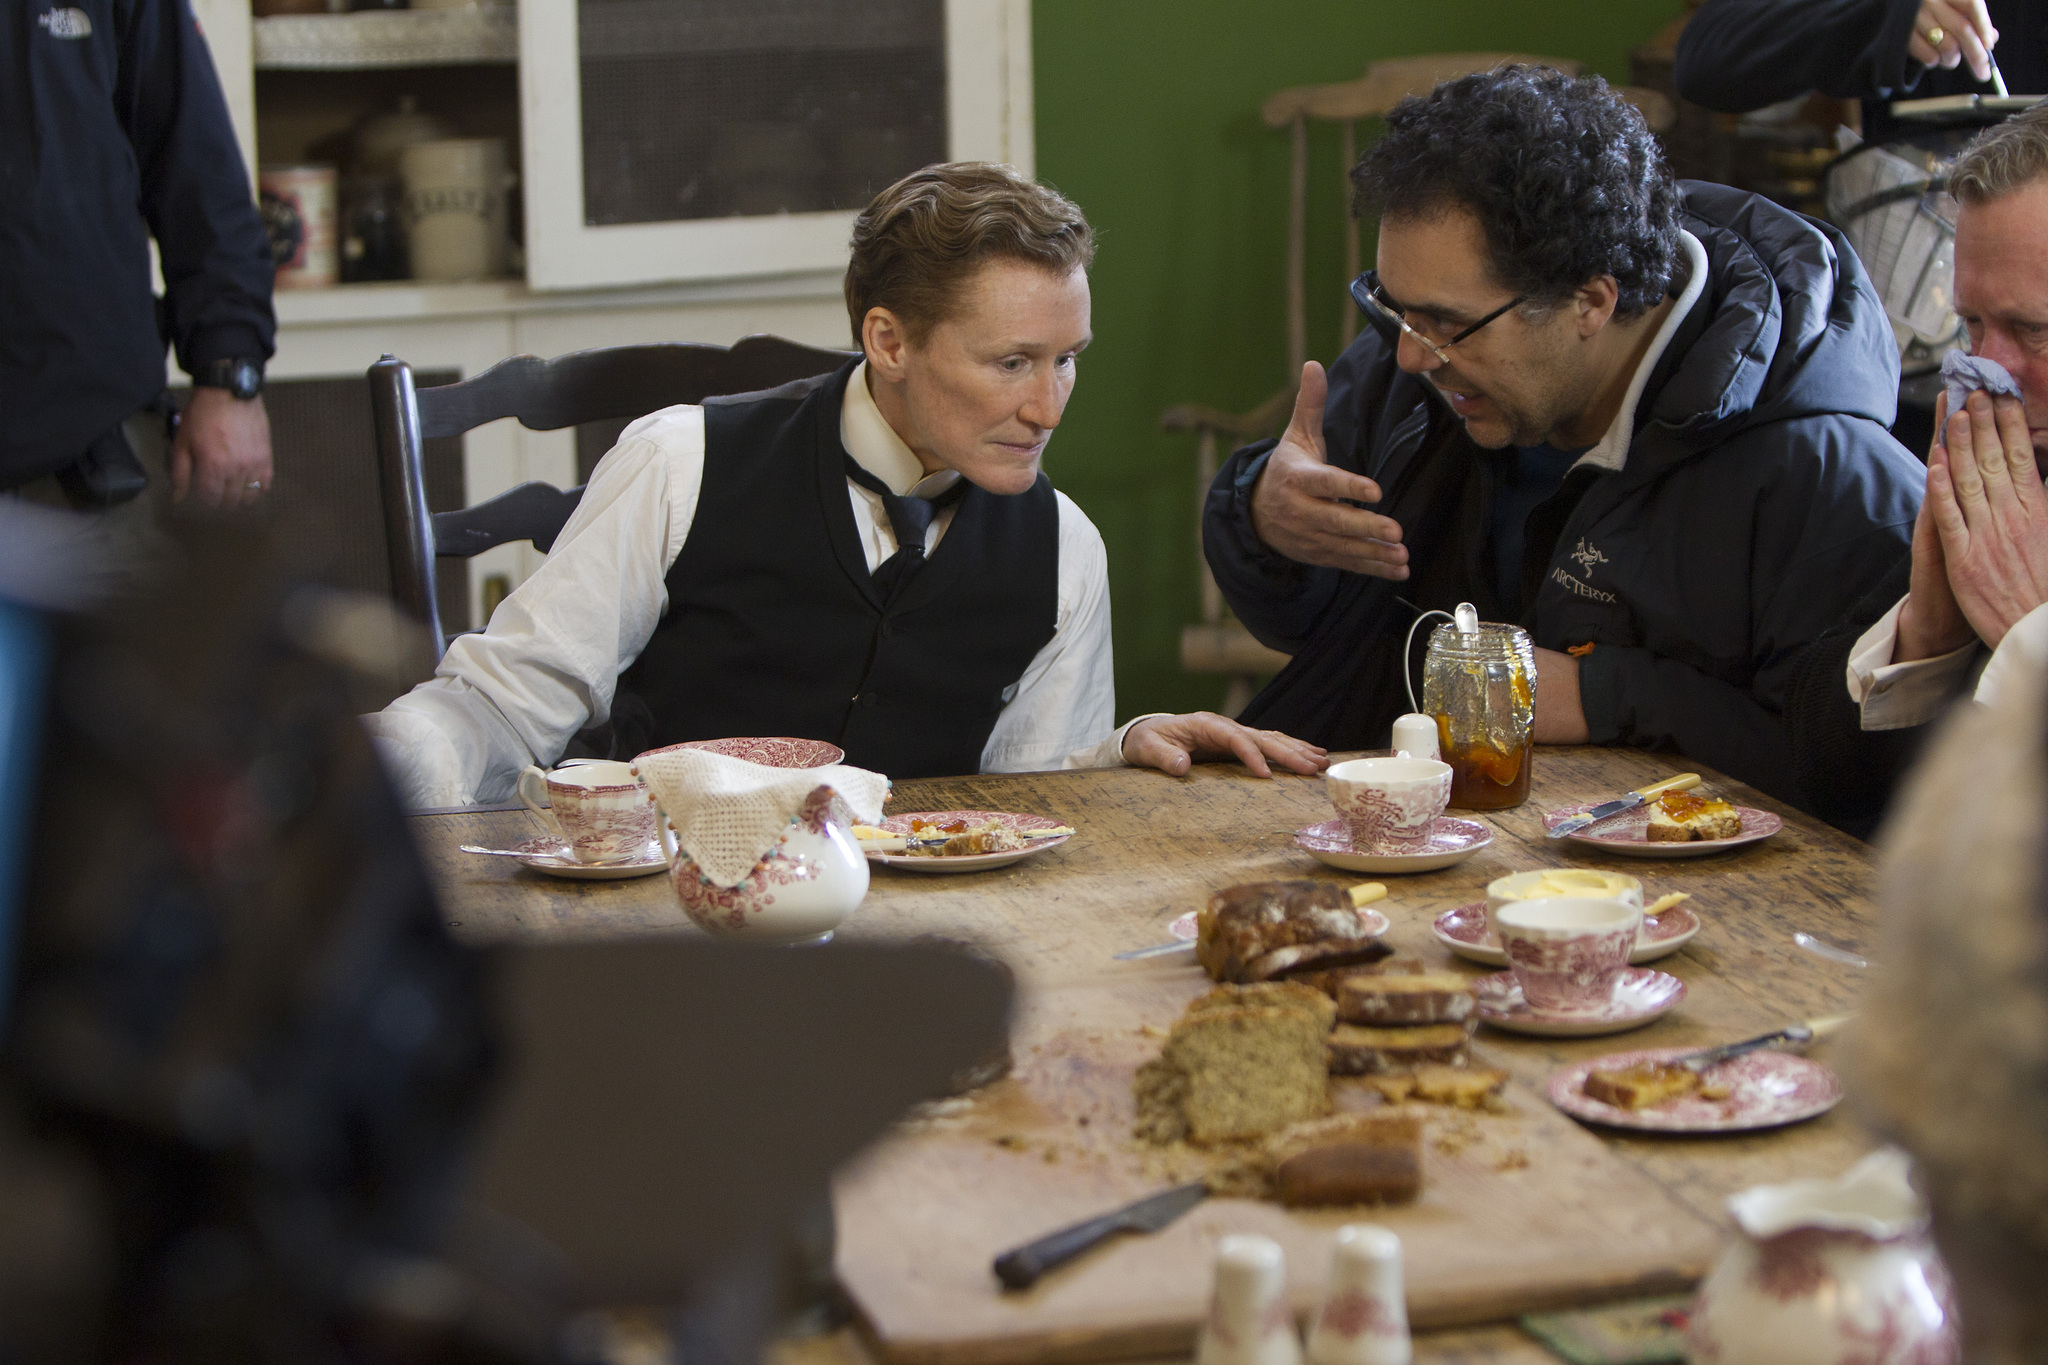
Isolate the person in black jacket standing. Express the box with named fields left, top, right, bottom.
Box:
left=1, top=0, right=276, bottom=520
left=1675, top=0, right=2040, bottom=143
left=1202, top=67, right=1924, bottom=808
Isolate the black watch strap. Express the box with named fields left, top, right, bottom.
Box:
left=193, top=358, right=265, bottom=400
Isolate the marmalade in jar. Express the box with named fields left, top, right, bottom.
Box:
left=1437, top=714, right=1533, bottom=810
left=1420, top=617, right=1536, bottom=811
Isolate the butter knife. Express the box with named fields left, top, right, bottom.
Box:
left=1547, top=773, right=1701, bottom=839
left=1668, top=1013, right=1854, bottom=1073
left=993, top=1181, right=1208, bottom=1289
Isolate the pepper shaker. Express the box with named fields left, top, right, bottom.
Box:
left=1197, top=1234, right=1302, bottom=1365
left=1306, top=1225, right=1410, bottom=1365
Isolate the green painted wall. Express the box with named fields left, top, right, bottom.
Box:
left=1032, top=0, right=1683, bottom=722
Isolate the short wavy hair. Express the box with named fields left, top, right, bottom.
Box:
left=1948, top=100, right=2048, bottom=205
left=1352, top=66, right=1680, bottom=319
left=845, top=162, right=1094, bottom=344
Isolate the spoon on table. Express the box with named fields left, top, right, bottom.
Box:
left=460, top=843, right=649, bottom=865
left=1794, top=932, right=1871, bottom=969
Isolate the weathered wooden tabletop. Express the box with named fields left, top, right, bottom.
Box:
left=414, top=746, right=1878, bottom=1364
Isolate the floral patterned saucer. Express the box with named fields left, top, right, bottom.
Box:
left=638, top=737, right=846, bottom=768
left=504, top=836, right=667, bottom=881
left=1473, top=967, right=1686, bottom=1037
left=1293, top=816, right=1493, bottom=873
left=866, top=810, right=1072, bottom=874
left=1542, top=801, right=1782, bottom=859
left=1434, top=900, right=1701, bottom=966
left=1549, top=1046, right=1844, bottom=1133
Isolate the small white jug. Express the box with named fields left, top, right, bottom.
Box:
left=1686, top=1147, right=1958, bottom=1365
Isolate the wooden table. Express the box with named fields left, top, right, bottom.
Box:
left=414, top=747, right=1878, bottom=1364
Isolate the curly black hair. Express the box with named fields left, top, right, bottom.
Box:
left=1352, top=66, right=1679, bottom=319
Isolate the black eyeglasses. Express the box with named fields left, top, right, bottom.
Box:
left=1360, top=269, right=1526, bottom=365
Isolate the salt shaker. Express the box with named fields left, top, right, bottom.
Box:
left=1197, top=1234, right=1302, bottom=1365
left=1389, top=713, right=1440, bottom=762
left=1306, top=1225, right=1410, bottom=1365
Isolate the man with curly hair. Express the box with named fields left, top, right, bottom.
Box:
left=1203, top=66, right=1925, bottom=805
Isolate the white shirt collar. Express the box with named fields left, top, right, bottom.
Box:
left=840, top=359, right=962, bottom=498
left=1577, top=228, right=1710, bottom=473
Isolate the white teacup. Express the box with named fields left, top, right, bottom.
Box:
left=516, top=759, right=656, bottom=863
left=1325, top=755, right=1453, bottom=849
left=1485, top=869, right=1642, bottom=941
left=1493, top=896, right=1644, bottom=1011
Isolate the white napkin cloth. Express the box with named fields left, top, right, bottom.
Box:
left=633, top=748, right=889, bottom=887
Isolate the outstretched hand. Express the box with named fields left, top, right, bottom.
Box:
left=1923, top=388, right=2048, bottom=650
left=1248, top=361, right=1410, bottom=578
left=1122, top=713, right=1328, bottom=778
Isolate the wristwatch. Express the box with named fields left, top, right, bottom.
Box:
left=193, top=357, right=265, bottom=401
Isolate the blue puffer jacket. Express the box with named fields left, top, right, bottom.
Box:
left=1202, top=182, right=1924, bottom=806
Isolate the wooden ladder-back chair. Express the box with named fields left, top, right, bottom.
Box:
left=369, top=335, right=854, bottom=656
left=1167, top=53, right=1691, bottom=719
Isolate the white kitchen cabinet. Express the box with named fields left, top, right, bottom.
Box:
left=194, top=0, right=1032, bottom=624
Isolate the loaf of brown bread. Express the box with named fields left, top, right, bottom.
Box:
left=1268, top=1113, right=1423, bottom=1207
left=1133, top=985, right=1333, bottom=1144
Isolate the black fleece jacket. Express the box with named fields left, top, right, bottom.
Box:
left=1203, top=183, right=1925, bottom=810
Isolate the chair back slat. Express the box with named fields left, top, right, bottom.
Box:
left=370, top=334, right=853, bottom=663
left=415, top=336, right=855, bottom=439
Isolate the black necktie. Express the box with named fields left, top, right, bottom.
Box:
left=844, top=458, right=968, bottom=602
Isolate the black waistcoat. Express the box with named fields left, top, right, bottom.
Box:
left=615, top=362, right=1061, bottom=779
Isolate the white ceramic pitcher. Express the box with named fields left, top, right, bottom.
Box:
left=1686, top=1147, right=1959, bottom=1364
left=654, top=785, right=869, bottom=945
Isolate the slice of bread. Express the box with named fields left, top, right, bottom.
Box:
left=1326, top=1021, right=1473, bottom=1075
left=1645, top=790, right=1742, bottom=842
left=1336, top=971, right=1478, bottom=1026
left=1583, top=1060, right=1701, bottom=1109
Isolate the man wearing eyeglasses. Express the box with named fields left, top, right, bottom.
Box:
left=1203, top=66, right=1925, bottom=807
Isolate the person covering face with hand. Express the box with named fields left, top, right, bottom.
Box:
left=365, top=163, right=1325, bottom=809
left=1204, top=67, right=1924, bottom=807
left=1835, top=106, right=2048, bottom=755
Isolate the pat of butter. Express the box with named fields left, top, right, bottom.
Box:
left=1501, top=869, right=1637, bottom=899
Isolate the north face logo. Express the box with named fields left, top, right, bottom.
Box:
left=37, top=7, right=92, bottom=37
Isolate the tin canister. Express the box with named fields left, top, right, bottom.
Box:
left=259, top=164, right=339, bottom=289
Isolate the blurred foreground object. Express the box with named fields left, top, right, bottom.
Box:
left=1851, top=650, right=2048, bottom=1358
left=0, top=525, right=1011, bottom=1362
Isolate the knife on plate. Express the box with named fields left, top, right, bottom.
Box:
left=992, top=1182, right=1208, bottom=1290
left=1546, top=773, right=1700, bottom=839
left=1666, top=1013, right=1854, bottom=1073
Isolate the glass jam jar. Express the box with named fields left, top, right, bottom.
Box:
left=1420, top=620, right=1536, bottom=810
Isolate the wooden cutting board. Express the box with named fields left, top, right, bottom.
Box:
left=835, top=972, right=1722, bottom=1365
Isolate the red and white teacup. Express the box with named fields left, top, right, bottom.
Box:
left=1493, top=896, right=1644, bottom=1011
left=1324, top=755, right=1453, bottom=850
left=516, top=759, right=657, bottom=863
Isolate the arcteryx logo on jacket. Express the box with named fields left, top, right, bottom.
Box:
left=1553, top=539, right=1616, bottom=604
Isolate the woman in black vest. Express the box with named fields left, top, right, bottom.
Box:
left=366, top=164, right=1325, bottom=806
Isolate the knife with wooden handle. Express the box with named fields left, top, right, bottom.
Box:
left=1668, top=1013, right=1855, bottom=1073
left=992, top=1182, right=1208, bottom=1290
left=1547, top=773, right=1700, bottom=839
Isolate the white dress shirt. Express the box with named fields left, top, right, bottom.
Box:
left=364, top=361, right=1146, bottom=808
left=1846, top=596, right=2048, bottom=726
